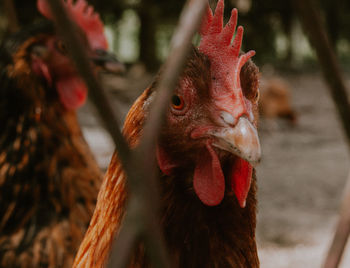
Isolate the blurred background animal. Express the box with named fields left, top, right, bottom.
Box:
left=73, top=1, right=261, bottom=267
left=0, top=0, right=123, bottom=267
left=259, top=77, right=297, bottom=125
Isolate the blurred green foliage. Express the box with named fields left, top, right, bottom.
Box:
left=1, top=0, right=350, bottom=71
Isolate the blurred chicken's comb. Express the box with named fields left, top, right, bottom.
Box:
left=199, top=0, right=255, bottom=90
left=37, top=0, right=108, bottom=50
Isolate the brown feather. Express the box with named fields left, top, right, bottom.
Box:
left=0, top=36, right=102, bottom=267
left=74, top=48, right=260, bottom=267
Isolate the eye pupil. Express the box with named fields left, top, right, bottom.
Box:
left=255, top=90, right=260, bottom=101
left=57, top=41, right=67, bottom=54
left=171, top=95, right=184, bottom=110
left=172, top=95, right=181, bottom=106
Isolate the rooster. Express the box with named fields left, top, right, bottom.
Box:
left=0, top=0, right=123, bottom=267
left=74, top=0, right=261, bottom=267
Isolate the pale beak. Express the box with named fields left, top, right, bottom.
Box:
left=31, top=45, right=50, bottom=60
left=209, top=117, right=261, bottom=166
left=91, top=49, right=125, bottom=74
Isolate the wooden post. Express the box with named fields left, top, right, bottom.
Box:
left=323, top=170, right=350, bottom=268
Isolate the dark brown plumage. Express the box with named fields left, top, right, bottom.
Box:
left=0, top=0, right=120, bottom=264
left=74, top=1, right=260, bottom=267
left=74, top=48, right=259, bottom=268
left=0, top=28, right=102, bottom=268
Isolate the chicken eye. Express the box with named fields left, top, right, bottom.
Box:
left=254, top=90, right=260, bottom=102
left=171, top=95, right=184, bottom=110
left=56, top=41, right=68, bottom=55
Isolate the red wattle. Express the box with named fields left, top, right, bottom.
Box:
left=32, top=59, right=52, bottom=86
left=193, top=142, right=225, bottom=206
left=56, top=76, right=87, bottom=110
left=230, top=158, right=252, bottom=208
left=156, top=145, right=177, bottom=175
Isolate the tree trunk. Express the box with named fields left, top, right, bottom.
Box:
left=294, top=0, right=350, bottom=149
left=137, top=0, right=160, bottom=72
left=281, top=12, right=293, bottom=64
left=324, top=0, right=340, bottom=52
left=4, top=0, right=20, bottom=33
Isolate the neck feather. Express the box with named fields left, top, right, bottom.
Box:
left=73, top=87, right=258, bottom=267
left=0, top=61, right=101, bottom=235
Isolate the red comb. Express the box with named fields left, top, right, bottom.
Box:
left=37, top=0, right=108, bottom=50
left=199, top=0, right=255, bottom=92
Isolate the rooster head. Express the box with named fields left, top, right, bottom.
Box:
left=156, top=0, right=260, bottom=208
left=28, top=0, right=124, bottom=110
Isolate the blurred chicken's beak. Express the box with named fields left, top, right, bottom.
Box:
left=91, top=49, right=125, bottom=74
left=31, top=44, right=50, bottom=60
left=209, top=117, right=261, bottom=166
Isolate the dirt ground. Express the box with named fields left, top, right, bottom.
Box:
left=256, top=73, right=350, bottom=268
left=78, top=71, right=350, bottom=268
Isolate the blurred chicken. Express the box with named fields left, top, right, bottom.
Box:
left=74, top=0, right=260, bottom=267
left=259, top=78, right=297, bottom=124
left=0, top=0, right=123, bottom=267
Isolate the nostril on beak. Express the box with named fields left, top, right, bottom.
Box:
left=220, top=111, right=236, bottom=126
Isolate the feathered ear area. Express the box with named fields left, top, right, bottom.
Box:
left=37, top=0, right=108, bottom=50
left=199, top=0, right=255, bottom=91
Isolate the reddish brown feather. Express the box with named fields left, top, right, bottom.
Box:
left=0, top=32, right=102, bottom=268
left=74, top=48, right=260, bottom=267
left=74, top=1, right=260, bottom=264
left=73, top=88, right=151, bottom=267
